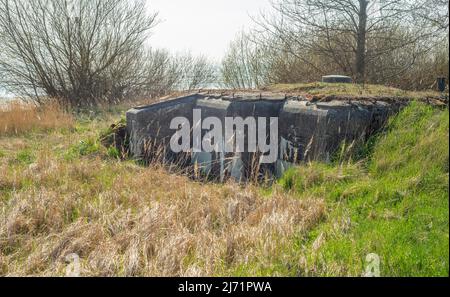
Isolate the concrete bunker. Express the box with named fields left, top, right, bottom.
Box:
left=126, top=92, right=404, bottom=182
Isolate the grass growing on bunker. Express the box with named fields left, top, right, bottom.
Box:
left=0, top=97, right=448, bottom=276
left=268, top=82, right=445, bottom=99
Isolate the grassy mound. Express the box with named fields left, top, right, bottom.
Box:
left=268, top=82, right=444, bottom=99
left=279, top=102, right=449, bottom=276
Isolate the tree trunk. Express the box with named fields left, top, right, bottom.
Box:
left=356, top=0, right=369, bottom=83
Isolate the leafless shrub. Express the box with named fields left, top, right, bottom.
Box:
left=174, top=52, right=218, bottom=91
left=137, top=49, right=185, bottom=99
left=0, top=0, right=158, bottom=107
left=221, top=31, right=270, bottom=89
left=222, top=0, right=449, bottom=89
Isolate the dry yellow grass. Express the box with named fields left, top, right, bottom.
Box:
left=0, top=111, right=326, bottom=276
left=0, top=101, right=73, bottom=136
left=0, top=158, right=325, bottom=276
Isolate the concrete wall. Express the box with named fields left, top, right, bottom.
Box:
left=126, top=94, right=198, bottom=158
left=194, top=98, right=231, bottom=180
left=126, top=93, right=403, bottom=180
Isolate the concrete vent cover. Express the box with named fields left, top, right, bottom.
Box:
left=322, top=75, right=353, bottom=84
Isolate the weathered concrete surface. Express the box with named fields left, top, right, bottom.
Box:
left=194, top=97, right=231, bottom=180
left=126, top=92, right=405, bottom=181
left=127, top=94, right=197, bottom=158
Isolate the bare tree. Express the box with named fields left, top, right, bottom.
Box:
left=0, top=0, right=158, bottom=107
left=221, top=31, right=269, bottom=89
left=253, top=0, right=448, bottom=83
left=129, top=50, right=218, bottom=98
left=136, top=48, right=183, bottom=98
left=174, top=52, right=218, bottom=91
left=221, top=29, right=346, bottom=88
left=418, top=0, right=449, bottom=31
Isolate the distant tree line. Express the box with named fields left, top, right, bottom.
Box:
left=222, top=0, right=449, bottom=90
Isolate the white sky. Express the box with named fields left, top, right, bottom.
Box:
left=147, top=0, right=272, bottom=62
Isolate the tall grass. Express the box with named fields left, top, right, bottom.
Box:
left=0, top=110, right=325, bottom=276
left=0, top=101, right=73, bottom=136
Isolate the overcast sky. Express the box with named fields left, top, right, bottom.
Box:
left=147, top=0, right=272, bottom=62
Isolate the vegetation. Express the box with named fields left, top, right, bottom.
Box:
left=0, top=95, right=447, bottom=276
left=0, top=1, right=447, bottom=109
left=0, top=101, right=73, bottom=136
left=0, top=0, right=217, bottom=107
left=222, top=0, right=449, bottom=90
left=0, top=0, right=447, bottom=278
left=278, top=102, right=449, bottom=276
left=0, top=101, right=326, bottom=276
left=266, top=82, right=445, bottom=98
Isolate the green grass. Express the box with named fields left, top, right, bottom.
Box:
left=278, top=101, right=449, bottom=276
left=64, top=138, right=101, bottom=161
left=14, top=149, right=36, bottom=165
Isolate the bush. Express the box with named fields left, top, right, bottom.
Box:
left=100, top=119, right=130, bottom=160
